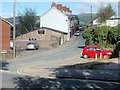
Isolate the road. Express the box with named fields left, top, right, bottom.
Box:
left=8, top=36, right=85, bottom=72
left=1, top=35, right=120, bottom=89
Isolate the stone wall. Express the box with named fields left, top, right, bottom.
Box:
left=16, top=28, right=68, bottom=49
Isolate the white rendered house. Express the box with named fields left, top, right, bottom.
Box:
left=40, top=3, right=77, bottom=41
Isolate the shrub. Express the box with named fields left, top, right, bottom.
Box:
left=112, top=41, right=120, bottom=57
left=82, top=25, right=119, bottom=52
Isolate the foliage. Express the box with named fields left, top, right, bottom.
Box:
left=97, top=3, right=115, bottom=23
left=17, top=8, right=37, bottom=35
left=107, top=26, right=120, bottom=44
left=82, top=25, right=120, bottom=53
left=112, top=41, right=120, bottom=57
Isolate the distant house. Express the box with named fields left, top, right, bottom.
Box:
left=106, top=16, right=120, bottom=27
left=92, top=19, right=101, bottom=26
left=93, top=15, right=120, bottom=27
left=0, top=16, right=13, bottom=51
left=40, top=2, right=78, bottom=41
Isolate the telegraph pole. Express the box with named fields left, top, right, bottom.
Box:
left=13, top=0, right=16, bottom=58
left=91, top=6, right=93, bottom=25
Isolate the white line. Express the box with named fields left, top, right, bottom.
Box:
left=0, top=70, right=24, bottom=75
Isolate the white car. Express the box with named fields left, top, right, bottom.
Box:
left=74, top=30, right=80, bottom=36
left=26, top=42, right=39, bottom=50
left=10, top=41, right=13, bottom=49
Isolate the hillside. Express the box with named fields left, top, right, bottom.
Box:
left=5, top=16, right=40, bottom=24
left=77, top=13, right=97, bottom=25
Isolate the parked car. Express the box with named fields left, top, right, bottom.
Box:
left=74, top=30, right=80, bottom=36
left=81, top=46, right=112, bottom=59
left=10, top=41, right=13, bottom=49
left=26, top=42, right=39, bottom=50
left=79, top=26, right=85, bottom=31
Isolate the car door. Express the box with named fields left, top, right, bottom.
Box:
left=94, top=48, right=102, bottom=58
left=86, top=47, right=95, bottom=58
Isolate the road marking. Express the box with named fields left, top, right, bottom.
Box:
left=0, top=70, right=19, bottom=75
left=16, top=55, right=96, bottom=78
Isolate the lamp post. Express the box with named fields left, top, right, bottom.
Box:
left=13, top=0, right=16, bottom=58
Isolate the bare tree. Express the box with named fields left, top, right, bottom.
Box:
left=97, top=3, right=115, bottom=23
left=17, top=8, right=37, bottom=35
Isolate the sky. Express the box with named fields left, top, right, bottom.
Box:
left=0, top=0, right=119, bottom=18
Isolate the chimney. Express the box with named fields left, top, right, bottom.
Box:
left=62, top=6, right=67, bottom=12
left=66, top=7, right=70, bottom=12
left=51, top=2, right=56, bottom=8
left=69, top=10, right=72, bottom=13
left=57, top=4, right=62, bottom=11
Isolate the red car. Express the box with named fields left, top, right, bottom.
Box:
left=81, top=46, right=112, bottom=59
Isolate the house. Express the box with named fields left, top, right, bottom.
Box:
left=40, top=2, right=78, bottom=42
left=106, top=16, right=120, bottom=27
left=93, top=15, right=120, bottom=27
left=92, top=19, right=101, bottom=26
left=0, top=16, right=13, bottom=51
left=16, top=27, right=67, bottom=49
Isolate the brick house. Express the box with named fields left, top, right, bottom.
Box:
left=0, top=16, right=13, bottom=51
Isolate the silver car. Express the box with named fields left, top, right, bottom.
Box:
left=74, top=30, right=80, bottom=36
left=26, top=42, right=39, bottom=50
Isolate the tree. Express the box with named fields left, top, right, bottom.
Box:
left=17, top=8, right=37, bottom=35
left=97, top=3, right=115, bottom=23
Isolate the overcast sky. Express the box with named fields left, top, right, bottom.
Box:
left=0, top=0, right=119, bottom=18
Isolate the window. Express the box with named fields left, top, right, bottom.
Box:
left=38, top=30, right=45, bottom=34
left=87, top=48, right=94, bottom=51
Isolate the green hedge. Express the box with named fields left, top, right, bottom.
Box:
left=112, top=41, right=120, bottom=57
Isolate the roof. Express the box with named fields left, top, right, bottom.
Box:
left=0, top=16, right=13, bottom=26
left=40, top=7, right=68, bottom=18
left=51, top=2, right=72, bottom=15
left=41, top=27, right=68, bottom=34
left=110, top=15, right=120, bottom=19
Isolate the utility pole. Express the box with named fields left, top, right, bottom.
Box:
left=91, top=6, right=93, bottom=25
left=13, top=0, right=16, bottom=58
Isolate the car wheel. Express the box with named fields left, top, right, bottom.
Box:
left=103, top=55, right=109, bottom=59
left=83, top=54, right=88, bottom=59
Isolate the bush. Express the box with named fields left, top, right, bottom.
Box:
left=82, top=25, right=120, bottom=51
left=112, top=41, right=120, bottom=57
